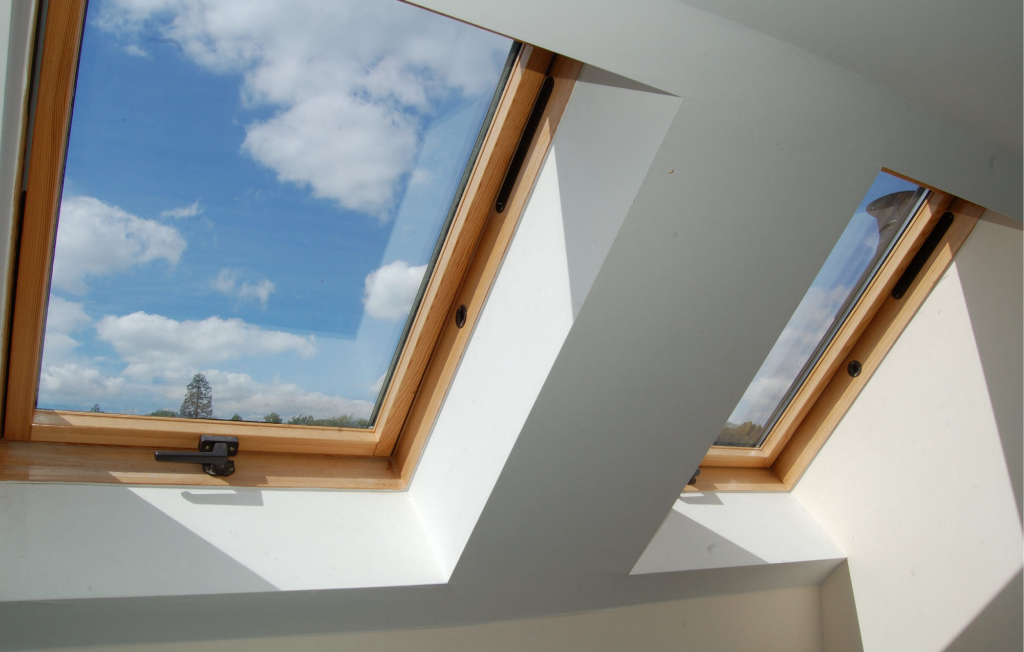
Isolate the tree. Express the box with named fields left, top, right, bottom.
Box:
left=179, top=373, right=213, bottom=419
left=283, top=413, right=370, bottom=427
left=230, top=413, right=243, bottom=421
left=90, top=404, right=101, bottom=413
left=148, top=409, right=177, bottom=417
left=263, top=412, right=282, bottom=424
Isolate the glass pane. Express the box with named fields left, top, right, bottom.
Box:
left=714, top=171, right=926, bottom=447
left=37, top=0, right=513, bottom=426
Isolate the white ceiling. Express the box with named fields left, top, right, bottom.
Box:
left=680, top=0, right=1022, bottom=154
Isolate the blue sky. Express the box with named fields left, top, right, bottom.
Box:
left=38, top=0, right=511, bottom=421
left=720, top=170, right=921, bottom=440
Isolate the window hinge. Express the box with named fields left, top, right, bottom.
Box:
left=154, top=435, right=238, bottom=476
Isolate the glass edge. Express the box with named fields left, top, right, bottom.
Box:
left=743, top=185, right=931, bottom=448
left=712, top=184, right=931, bottom=449
left=365, top=40, right=523, bottom=428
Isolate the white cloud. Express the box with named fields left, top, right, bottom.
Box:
left=41, top=296, right=93, bottom=363
left=211, top=269, right=275, bottom=309
left=38, top=363, right=126, bottom=401
left=363, top=260, right=426, bottom=320
left=409, top=167, right=434, bottom=187
left=36, top=303, right=373, bottom=418
left=95, top=312, right=315, bottom=381
left=98, top=0, right=510, bottom=218
left=242, top=93, right=418, bottom=217
left=370, top=372, right=386, bottom=395
left=41, top=332, right=84, bottom=363
left=199, top=369, right=372, bottom=420
left=727, top=284, right=852, bottom=426
left=123, top=43, right=149, bottom=58
left=52, top=196, right=186, bottom=294
left=46, top=296, right=91, bottom=334
left=36, top=360, right=371, bottom=421
left=211, top=270, right=237, bottom=295
left=160, top=199, right=202, bottom=218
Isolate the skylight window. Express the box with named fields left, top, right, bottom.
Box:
left=2, top=0, right=581, bottom=488
left=693, top=170, right=985, bottom=491
left=715, top=172, right=925, bottom=447
left=37, top=0, right=513, bottom=426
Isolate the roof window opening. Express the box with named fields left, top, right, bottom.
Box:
left=714, top=170, right=926, bottom=448
left=36, top=0, right=514, bottom=427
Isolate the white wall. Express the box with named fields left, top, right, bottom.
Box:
left=36, top=586, right=824, bottom=652
left=632, top=492, right=842, bottom=574
left=795, top=214, right=1024, bottom=652
left=408, top=65, right=679, bottom=576
left=0, top=61, right=681, bottom=602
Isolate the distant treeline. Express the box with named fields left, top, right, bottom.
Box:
left=145, top=408, right=368, bottom=428
left=259, top=412, right=369, bottom=428
left=715, top=420, right=764, bottom=447
left=136, top=372, right=371, bottom=427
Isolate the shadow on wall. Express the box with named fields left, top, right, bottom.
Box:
left=631, top=493, right=843, bottom=576
left=553, top=65, right=680, bottom=319
left=954, top=212, right=1024, bottom=524
left=821, top=560, right=864, bottom=652
left=182, top=489, right=265, bottom=506
left=631, top=506, right=766, bottom=574
left=0, top=483, right=275, bottom=603
left=944, top=569, right=1023, bottom=652
left=819, top=549, right=1023, bottom=651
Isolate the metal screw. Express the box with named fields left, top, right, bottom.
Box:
left=847, top=360, right=862, bottom=377
left=455, top=305, right=468, bottom=328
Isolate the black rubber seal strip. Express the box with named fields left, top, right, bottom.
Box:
left=495, top=75, right=554, bottom=213
left=892, top=211, right=954, bottom=299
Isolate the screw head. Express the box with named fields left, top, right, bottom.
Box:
left=847, top=360, right=862, bottom=377
left=455, top=305, right=468, bottom=328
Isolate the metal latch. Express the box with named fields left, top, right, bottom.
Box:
left=154, top=435, right=239, bottom=477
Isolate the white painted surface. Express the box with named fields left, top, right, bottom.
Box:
left=0, top=483, right=442, bottom=600
left=664, top=0, right=1023, bottom=153
left=632, top=492, right=843, bottom=574
left=0, top=63, right=679, bottom=600
left=129, top=487, right=443, bottom=592
left=409, top=66, right=679, bottom=576
left=409, top=147, right=575, bottom=577
left=36, top=586, right=824, bottom=652
left=820, top=562, right=864, bottom=652
left=411, top=0, right=1021, bottom=221
left=551, top=67, right=679, bottom=318
left=794, top=216, right=1024, bottom=652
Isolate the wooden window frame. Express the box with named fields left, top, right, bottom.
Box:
left=690, top=175, right=984, bottom=492
left=0, top=0, right=581, bottom=489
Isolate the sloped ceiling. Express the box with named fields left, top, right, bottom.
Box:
left=680, top=0, right=1023, bottom=153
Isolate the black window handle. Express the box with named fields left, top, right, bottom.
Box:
left=155, top=435, right=238, bottom=477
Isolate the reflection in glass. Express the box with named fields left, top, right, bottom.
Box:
left=714, top=171, right=926, bottom=447
left=37, top=0, right=513, bottom=426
